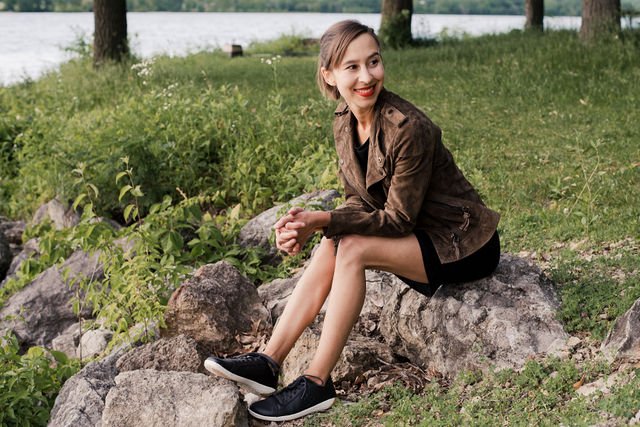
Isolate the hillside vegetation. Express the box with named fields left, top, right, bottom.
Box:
left=0, top=29, right=639, bottom=425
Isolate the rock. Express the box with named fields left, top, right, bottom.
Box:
left=630, top=409, right=640, bottom=425
left=32, top=199, right=80, bottom=230
left=0, top=217, right=26, bottom=246
left=77, top=329, right=114, bottom=359
left=258, top=275, right=300, bottom=322
left=116, top=334, right=204, bottom=373
left=238, top=190, right=340, bottom=264
left=281, top=324, right=395, bottom=387
left=2, top=238, right=39, bottom=284
left=576, top=372, right=621, bottom=397
left=163, top=261, right=272, bottom=355
left=601, top=298, right=640, bottom=364
left=101, top=370, right=247, bottom=427
left=0, top=250, right=100, bottom=349
left=567, top=336, right=582, bottom=350
left=379, top=254, right=569, bottom=376
left=51, top=323, right=82, bottom=359
left=48, top=344, right=130, bottom=427
left=0, top=231, right=10, bottom=281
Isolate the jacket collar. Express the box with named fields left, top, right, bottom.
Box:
left=334, top=90, right=402, bottom=209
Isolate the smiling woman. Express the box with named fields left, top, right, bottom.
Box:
left=204, top=19, right=501, bottom=422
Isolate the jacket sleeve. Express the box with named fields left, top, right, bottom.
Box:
left=325, top=120, right=437, bottom=237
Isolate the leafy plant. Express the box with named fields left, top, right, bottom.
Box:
left=0, top=333, right=80, bottom=426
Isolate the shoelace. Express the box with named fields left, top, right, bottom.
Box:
left=273, top=376, right=306, bottom=405
left=231, top=353, right=280, bottom=376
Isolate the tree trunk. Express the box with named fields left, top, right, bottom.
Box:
left=379, top=0, right=413, bottom=49
left=93, top=0, right=128, bottom=66
left=580, top=0, right=621, bottom=43
left=525, top=0, right=544, bottom=31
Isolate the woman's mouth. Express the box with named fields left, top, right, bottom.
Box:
left=354, top=85, right=375, bottom=97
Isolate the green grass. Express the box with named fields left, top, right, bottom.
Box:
left=0, top=30, right=639, bottom=425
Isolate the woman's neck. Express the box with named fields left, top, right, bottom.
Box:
left=352, top=108, right=375, bottom=144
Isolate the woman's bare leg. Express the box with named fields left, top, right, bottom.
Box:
left=305, top=234, right=427, bottom=383
left=262, top=237, right=336, bottom=365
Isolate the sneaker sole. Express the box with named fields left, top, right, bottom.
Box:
left=248, top=397, right=336, bottom=422
left=204, top=358, right=276, bottom=396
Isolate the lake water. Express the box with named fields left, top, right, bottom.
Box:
left=0, top=12, right=583, bottom=86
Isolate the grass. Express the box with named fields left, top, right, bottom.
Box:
left=0, top=29, right=639, bottom=425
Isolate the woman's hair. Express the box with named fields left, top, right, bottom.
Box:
left=316, top=20, right=381, bottom=100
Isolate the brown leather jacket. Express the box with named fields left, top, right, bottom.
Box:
left=324, top=89, right=500, bottom=264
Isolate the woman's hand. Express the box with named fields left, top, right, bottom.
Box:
left=274, top=208, right=330, bottom=256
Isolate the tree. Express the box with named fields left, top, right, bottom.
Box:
left=379, top=0, right=413, bottom=49
left=525, top=0, right=544, bottom=31
left=580, top=0, right=621, bottom=43
left=93, top=0, right=129, bottom=66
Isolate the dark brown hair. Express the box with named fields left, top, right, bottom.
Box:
left=316, top=20, right=381, bottom=100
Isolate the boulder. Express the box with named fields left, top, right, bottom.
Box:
left=0, top=250, right=100, bottom=349
left=77, top=328, right=114, bottom=359
left=601, top=297, right=640, bottom=364
left=32, top=199, right=80, bottom=230
left=51, top=323, right=82, bottom=359
left=379, top=254, right=569, bottom=376
left=238, top=190, right=340, bottom=264
left=101, top=370, right=247, bottom=427
left=0, top=231, right=10, bottom=281
left=163, top=261, right=272, bottom=355
left=281, top=323, right=395, bottom=387
left=116, top=334, right=204, bottom=373
left=48, top=344, right=130, bottom=427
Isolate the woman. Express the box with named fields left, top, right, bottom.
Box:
left=205, top=20, right=500, bottom=422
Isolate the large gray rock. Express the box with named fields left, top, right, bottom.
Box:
left=0, top=250, right=100, bottom=349
left=116, top=334, right=204, bottom=373
left=238, top=190, right=340, bottom=264
left=48, top=344, right=130, bottom=427
left=32, top=199, right=80, bottom=230
left=379, top=254, right=569, bottom=376
left=601, top=297, right=640, bottom=364
left=163, top=261, right=272, bottom=355
left=101, top=370, right=247, bottom=427
left=281, top=323, right=395, bottom=387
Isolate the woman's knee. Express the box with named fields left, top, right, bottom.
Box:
left=335, top=235, right=368, bottom=265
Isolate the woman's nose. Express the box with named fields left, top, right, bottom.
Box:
left=358, top=67, right=373, bottom=83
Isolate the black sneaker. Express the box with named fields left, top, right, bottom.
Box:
left=248, top=375, right=336, bottom=421
left=204, top=352, right=280, bottom=395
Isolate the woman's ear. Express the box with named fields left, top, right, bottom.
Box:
left=321, top=67, right=335, bottom=87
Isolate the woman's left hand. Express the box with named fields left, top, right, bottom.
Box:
left=274, top=208, right=330, bottom=256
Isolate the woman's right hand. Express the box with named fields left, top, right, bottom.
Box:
left=274, top=207, right=306, bottom=255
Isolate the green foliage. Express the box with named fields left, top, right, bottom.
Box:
left=307, top=359, right=611, bottom=426
left=0, top=29, right=639, bottom=424
left=0, top=333, right=80, bottom=426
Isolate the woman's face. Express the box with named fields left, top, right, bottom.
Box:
left=322, top=33, right=384, bottom=117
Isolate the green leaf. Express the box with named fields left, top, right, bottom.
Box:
left=87, top=184, right=99, bottom=198
left=124, top=204, right=135, bottom=222
left=130, top=185, right=144, bottom=198
left=115, top=171, right=128, bottom=184
left=119, top=185, right=132, bottom=202
left=50, top=350, right=68, bottom=364
left=72, top=193, right=87, bottom=211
